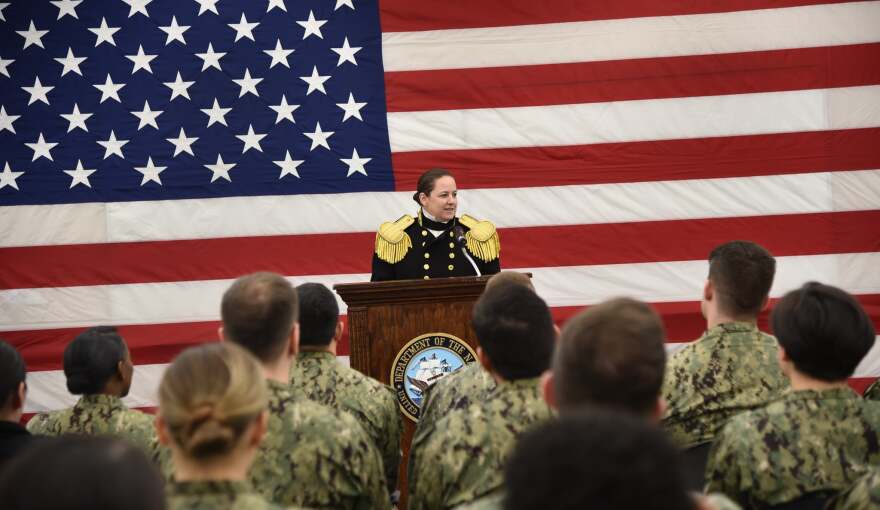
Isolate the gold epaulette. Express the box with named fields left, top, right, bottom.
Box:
left=459, top=214, right=501, bottom=262
left=375, top=215, right=415, bottom=264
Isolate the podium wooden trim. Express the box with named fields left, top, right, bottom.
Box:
left=335, top=276, right=490, bottom=375
left=334, top=275, right=493, bottom=504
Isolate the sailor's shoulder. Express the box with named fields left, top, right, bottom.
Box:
left=458, top=214, right=500, bottom=262
left=375, top=215, right=415, bottom=264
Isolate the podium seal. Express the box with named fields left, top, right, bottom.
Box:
left=389, top=332, right=478, bottom=422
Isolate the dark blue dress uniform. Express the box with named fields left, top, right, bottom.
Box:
left=371, top=211, right=500, bottom=281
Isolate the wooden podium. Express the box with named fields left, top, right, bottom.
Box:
left=334, top=275, right=491, bottom=503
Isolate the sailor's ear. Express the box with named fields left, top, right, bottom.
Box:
left=477, top=347, right=493, bottom=373
left=540, top=370, right=556, bottom=409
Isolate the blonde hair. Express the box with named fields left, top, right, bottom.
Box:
left=158, top=342, right=267, bottom=459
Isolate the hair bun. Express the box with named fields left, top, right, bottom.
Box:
left=181, top=403, right=237, bottom=458
left=185, top=419, right=236, bottom=458
left=65, top=370, right=97, bottom=395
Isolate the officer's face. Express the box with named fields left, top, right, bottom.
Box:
left=420, top=176, right=458, bottom=222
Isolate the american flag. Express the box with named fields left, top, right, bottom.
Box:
left=1, top=0, right=879, bottom=415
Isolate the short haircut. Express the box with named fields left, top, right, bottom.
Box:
left=553, top=298, right=666, bottom=416
left=708, top=240, right=776, bottom=317
left=0, top=436, right=165, bottom=510
left=471, top=284, right=554, bottom=380
left=221, top=272, right=299, bottom=363
left=0, top=340, right=26, bottom=410
left=159, top=342, right=267, bottom=460
left=484, top=271, right=534, bottom=293
left=63, top=326, right=127, bottom=395
left=296, top=283, right=339, bottom=347
left=771, top=282, right=875, bottom=381
left=504, top=410, right=694, bottom=510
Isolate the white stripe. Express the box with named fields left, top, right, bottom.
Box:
left=2, top=169, right=877, bottom=248
left=0, top=274, right=369, bottom=332
left=23, top=347, right=879, bottom=413
left=24, top=356, right=353, bottom=414
left=0, top=202, right=110, bottom=249
left=0, top=191, right=414, bottom=248
left=382, top=1, right=880, bottom=71
left=528, top=252, right=880, bottom=308
left=24, top=363, right=165, bottom=414
left=665, top=338, right=880, bottom=379
left=387, top=86, right=880, bottom=152
left=466, top=170, right=880, bottom=230
left=4, top=252, right=879, bottom=331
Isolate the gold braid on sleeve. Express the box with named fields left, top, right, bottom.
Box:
left=459, top=214, right=501, bottom=262
left=374, top=215, right=415, bottom=264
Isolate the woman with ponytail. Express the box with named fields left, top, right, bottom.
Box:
left=157, top=342, right=304, bottom=509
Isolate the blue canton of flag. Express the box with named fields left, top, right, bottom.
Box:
left=0, top=0, right=394, bottom=206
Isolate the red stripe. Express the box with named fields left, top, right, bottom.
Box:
left=506, top=211, right=880, bottom=270
left=2, top=211, right=878, bottom=290
left=0, top=232, right=373, bottom=290
left=392, top=128, right=880, bottom=191
left=849, top=378, right=878, bottom=395
left=5, top=318, right=352, bottom=371
left=553, top=294, right=880, bottom=342
left=379, top=0, right=852, bottom=32
left=7, top=322, right=220, bottom=371
left=9, top=297, right=880, bottom=372
left=386, top=44, right=880, bottom=112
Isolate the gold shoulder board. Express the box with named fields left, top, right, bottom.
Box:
left=459, top=214, right=501, bottom=262
left=375, top=215, right=415, bottom=264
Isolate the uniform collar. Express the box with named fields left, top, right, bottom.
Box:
left=266, top=379, right=292, bottom=399
left=170, top=479, right=254, bottom=496
left=784, top=386, right=859, bottom=402
left=705, top=321, right=759, bottom=335
left=490, top=376, right=542, bottom=394
left=418, top=209, right=455, bottom=231
left=297, top=350, right=335, bottom=361
left=76, top=393, right=127, bottom=411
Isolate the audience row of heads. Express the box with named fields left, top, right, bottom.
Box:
left=3, top=242, right=876, bottom=425
left=549, top=281, right=875, bottom=416
left=1, top=240, right=876, bottom=510
left=476, top=243, right=878, bottom=430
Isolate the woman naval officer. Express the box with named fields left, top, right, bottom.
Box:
left=371, top=169, right=501, bottom=281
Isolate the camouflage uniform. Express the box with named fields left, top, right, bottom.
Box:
left=408, top=377, right=553, bottom=510
left=290, top=351, right=403, bottom=494
left=26, top=394, right=167, bottom=469
left=249, top=379, right=390, bottom=510
left=827, top=469, right=880, bottom=510
left=661, top=322, right=789, bottom=448
left=451, top=492, right=503, bottom=510
left=416, top=363, right=494, bottom=431
left=167, top=480, right=289, bottom=510
left=862, top=379, right=880, bottom=401
left=705, top=387, right=880, bottom=509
